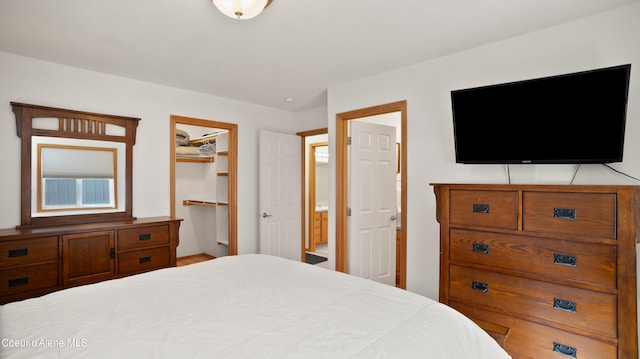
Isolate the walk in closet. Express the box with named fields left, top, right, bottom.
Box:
left=170, top=115, right=237, bottom=258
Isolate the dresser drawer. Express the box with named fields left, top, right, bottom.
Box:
left=450, top=229, right=617, bottom=288
left=450, top=190, right=518, bottom=230
left=451, top=301, right=618, bottom=359
left=117, top=225, right=170, bottom=250
left=118, top=247, right=170, bottom=275
left=449, top=265, right=617, bottom=338
left=523, top=192, right=616, bottom=239
left=0, top=236, right=59, bottom=269
left=0, top=262, right=59, bottom=297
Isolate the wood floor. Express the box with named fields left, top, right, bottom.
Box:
left=177, top=253, right=216, bottom=267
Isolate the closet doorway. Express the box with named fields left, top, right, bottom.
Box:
left=170, top=115, right=238, bottom=256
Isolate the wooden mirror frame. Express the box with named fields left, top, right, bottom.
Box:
left=11, top=102, right=140, bottom=227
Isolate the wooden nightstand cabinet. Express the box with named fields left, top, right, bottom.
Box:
left=432, top=184, right=638, bottom=359
left=0, top=217, right=181, bottom=304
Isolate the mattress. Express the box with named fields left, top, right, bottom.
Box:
left=0, top=254, right=510, bottom=358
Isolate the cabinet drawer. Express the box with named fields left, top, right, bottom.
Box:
left=450, top=229, right=617, bottom=288
left=0, top=262, right=59, bottom=297
left=523, top=192, right=616, bottom=239
left=451, top=301, right=618, bottom=359
left=118, top=247, right=170, bottom=275
left=450, top=190, right=518, bottom=230
left=449, top=265, right=617, bottom=338
left=0, top=236, right=58, bottom=268
left=117, top=225, right=169, bottom=250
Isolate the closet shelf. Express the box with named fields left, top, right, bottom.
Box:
left=182, top=200, right=217, bottom=207
left=217, top=239, right=229, bottom=246
left=176, top=156, right=215, bottom=163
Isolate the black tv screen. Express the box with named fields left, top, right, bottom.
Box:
left=451, top=64, right=631, bottom=164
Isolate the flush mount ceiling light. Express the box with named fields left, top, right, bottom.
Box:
left=211, top=0, right=273, bottom=20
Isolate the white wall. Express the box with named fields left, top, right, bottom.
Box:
left=293, top=105, right=328, bottom=133
left=0, top=52, right=324, bottom=255
left=326, top=2, right=640, bottom=300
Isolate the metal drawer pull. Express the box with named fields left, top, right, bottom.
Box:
left=553, top=342, right=577, bottom=358
left=472, top=203, right=490, bottom=213
left=8, top=248, right=28, bottom=257
left=472, top=243, right=490, bottom=254
left=471, top=281, right=489, bottom=292
left=139, top=256, right=152, bottom=264
left=554, top=254, right=577, bottom=266
left=8, top=277, right=29, bottom=287
left=139, top=233, right=152, bottom=240
left=553, top=298, right=577, bottom=313
left=554, top=208, right=577, bottom=220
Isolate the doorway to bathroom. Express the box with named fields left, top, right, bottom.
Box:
left=297, top=128, right=328, bottom=267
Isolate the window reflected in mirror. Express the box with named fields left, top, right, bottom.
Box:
left=38, top=144, right=117, bottom=212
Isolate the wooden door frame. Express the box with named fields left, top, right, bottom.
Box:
left=297, top=128, right=328, bottom=262
left=336, top=101, right=407, bottom=289
left=170, top=115, right=238, bottom=255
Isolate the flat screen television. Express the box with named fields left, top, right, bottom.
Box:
left=451, top=64, right=631, bottom=164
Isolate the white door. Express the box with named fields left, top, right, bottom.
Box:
left=259, top=131, right=301, bottom=260
left=349, top=121, right=397, bottom=285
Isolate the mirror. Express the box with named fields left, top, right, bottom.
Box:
left=12, top=102, right=139, bottom=227
left=35, top=140, right=123, bottom=215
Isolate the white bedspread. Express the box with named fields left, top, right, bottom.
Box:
left=0, top=254, right=510, bottom=358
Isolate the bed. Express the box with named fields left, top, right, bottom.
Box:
left=0, top=254, right=510, bottom=358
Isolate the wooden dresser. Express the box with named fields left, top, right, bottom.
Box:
left=432, top=184, right=638, bottom=359
left=0, top=216, right=181, bottom=304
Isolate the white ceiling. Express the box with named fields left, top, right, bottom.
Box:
left=0, top=0, right=637, bottom=111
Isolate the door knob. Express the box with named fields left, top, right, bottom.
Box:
left=261, top=212, right=273, bottom=218
left=389, top=214, right=397, bottom=222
